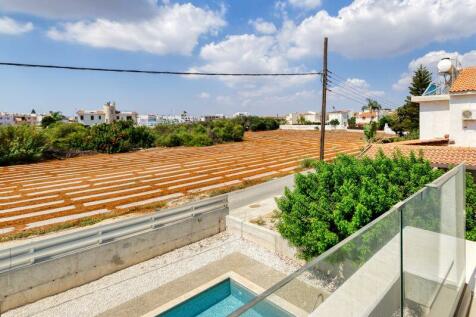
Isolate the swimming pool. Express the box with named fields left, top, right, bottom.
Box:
left=157, top=278, right=294, bottom=317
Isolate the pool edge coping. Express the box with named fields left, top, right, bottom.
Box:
left=141, top=271, right=307, bottom=317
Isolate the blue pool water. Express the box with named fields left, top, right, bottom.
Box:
left=158, top=278, right=294, bottom=317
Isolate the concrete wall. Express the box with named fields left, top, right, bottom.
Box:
left=419, top=100, right=450, bottom=140
left=0, top=208, right=227, bottom=313
left=226, top=215, right=298, bottom=260
left=280, top=124, right=319, bottom=131
left=450, top=95, right=476, bottom=147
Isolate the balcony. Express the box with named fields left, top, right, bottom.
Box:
left=229, top=164, right=467, bottom=317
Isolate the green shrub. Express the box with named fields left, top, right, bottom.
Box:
left=89, top=120, right=154, bottom=153
left=363, top=121, right=377, bottom=142
left=154, top=119, right=245, bottom=147
left=277, top=151, right=444, bottom=260
left=0, top=125, right=49, bottom=165
left=466, top=172, right=476, bottom=241
left=44, top=122, right=91, bottom=152
left=231, top=116, right=282, bottom=131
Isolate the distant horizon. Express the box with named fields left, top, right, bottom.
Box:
left=1, top=0, right=476, bottom=115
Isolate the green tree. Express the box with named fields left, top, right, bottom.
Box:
left=391, top=65, right=432, bottom=135
left=41, top=111, right=65, bottom=128
left=329, top=119, right=340, bottom=128
left=347, top=117, right=357, bottom=129
left=361, top=99, right=382, bottom=122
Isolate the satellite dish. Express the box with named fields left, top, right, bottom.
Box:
left=437, top=58, right=453, bottom=74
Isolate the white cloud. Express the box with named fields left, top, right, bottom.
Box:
left=283, top=0, right=476, bottom=59
left=198, top=92, right=210, bottom=99
left=0, top=0, right=157, bottom=20
left=0, top=16, right=33, bottom=35
left=249, top=19, right=277, bottom=34
left=329, top=78, right=385, bottom=108
left=392, top=50, right=476, bottom=91
left=47, top=3, right=225, bottom=55
left=288, top=0, right=322, bottom=9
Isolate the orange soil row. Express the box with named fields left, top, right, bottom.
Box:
left=0, top=130, right=366, bottom=235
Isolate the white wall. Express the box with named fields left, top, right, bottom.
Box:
left=77, top=113, right=105, bottom=126
left=419, top=101, right=450, bottom=140
left=449, top=95, right=476, bottom=147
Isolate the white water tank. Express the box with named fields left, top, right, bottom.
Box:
left=438, top=58, right=453, bottom=74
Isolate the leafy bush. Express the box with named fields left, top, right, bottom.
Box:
left=44, top=122, right=91, bottom=152
left=0, top=125, right=49, bottom=165
left=154, top=120, right=244, bottom=147
left=363, top=121, right=377, bottom=142
left=329, top=119, right=340, bottom=127
left=231, top=116, right=282, bottom=131
left=466, top=172, right=476, bottom=241
left=277, top=151, right=444, bottom=260
left=89, top=120, right=155, bottom=154
left=347, top=117, right=357, bottom=129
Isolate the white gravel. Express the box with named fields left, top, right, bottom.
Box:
left=4, top=232, right=301, bottom=317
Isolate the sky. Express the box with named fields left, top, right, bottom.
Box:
left=0, top=0, right=476, bottom=117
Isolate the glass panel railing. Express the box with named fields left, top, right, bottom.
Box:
left=229, top=206, right=402, bottom=317
left=229, top=164, right=466, bottom=317
left=402, top=164, right=466, bottom=316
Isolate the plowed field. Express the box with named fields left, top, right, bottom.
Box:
left=0, top=130, right=366, bottom=237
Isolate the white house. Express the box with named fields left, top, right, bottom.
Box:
left=0, top=112, right=15, bottom=125
left=232, top=112, right=250, bottom=117
left=138, top=114, right=158, bottom=127
left=412, top=65, right=476, bottom=147
left=76, top=102, right=138, bottom=126
left=328, top=110, right=351, bottom=128
left=286, top=111, right=320, bottom=124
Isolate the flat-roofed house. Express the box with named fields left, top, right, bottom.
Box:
left=76, top=102, right=138, bottom=126
left=412, top=66, right=476, bottom=147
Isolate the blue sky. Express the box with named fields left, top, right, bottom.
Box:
left=0, top=0, right=476, bottom=116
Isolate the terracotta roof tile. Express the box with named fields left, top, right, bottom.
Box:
left=450, top=67, right=476, bottom=93
left=366, top=142, right=476, bottom=169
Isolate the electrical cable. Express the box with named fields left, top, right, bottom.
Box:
left=0, top=62, right=322, bottom=77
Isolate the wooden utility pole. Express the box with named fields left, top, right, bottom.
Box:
left=319, top=37, right=328, bottom=161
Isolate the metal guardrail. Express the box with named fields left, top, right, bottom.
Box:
left=0, top=195, right=228, bottom=273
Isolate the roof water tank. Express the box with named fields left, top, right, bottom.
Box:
left=437, top=58, right=453, bottom=74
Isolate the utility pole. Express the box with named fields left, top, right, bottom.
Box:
left=319, top=37, right=328, bottom=161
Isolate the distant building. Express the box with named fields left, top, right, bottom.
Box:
left=328, top=110, right=351, bottom=128
left=200, top=114, right=225, bottom=122
left=138, top=114, right=158, bottom=127
left=232, top=112, right=250, bottom=117
left=286, top=111, right=320, bottom=125
left=0, top=112, right=15, bottom=125
left=76, top=102, right=138, bottom=126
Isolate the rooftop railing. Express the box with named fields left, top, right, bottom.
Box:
left=422, top=82, right=450, bottom=96
left=229, top=164, right=466, bottom=317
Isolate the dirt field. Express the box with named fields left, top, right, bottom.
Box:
left=0, top=130, right=366, bottom=238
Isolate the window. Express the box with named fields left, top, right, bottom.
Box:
left=127, top=116, right=132, bottom=120
left=91, top=115, right=94, bottom=120
left=116, top=116, right=119, bottom=120
left=98, top=115, right=102, bottom=120
left=80, top=115, right=84, bottom=120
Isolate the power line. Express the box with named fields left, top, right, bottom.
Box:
left=328, top=74, right=396, bottom=109
left=0, top=62, right=322, bottom=77
left=327, top=88, right=372, bottom=106
left=328, top=79, right=375, bottom=104
left=328, top=70, right=401, bottom=107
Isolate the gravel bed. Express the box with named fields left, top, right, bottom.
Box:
left=4, top=232, right=301, bottom=317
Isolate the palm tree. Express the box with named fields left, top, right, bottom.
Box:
left=361, top=99, right=382, bottom=122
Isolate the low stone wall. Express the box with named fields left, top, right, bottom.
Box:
left=0, top=208, right=227, bottom=313
left=226, top=215, right=298, bottom=260
left=279, top=124, right=320, bottom=130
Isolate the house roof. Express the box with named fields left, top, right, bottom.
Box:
left=357, top=112, right=377, bottom=118
left=450, top=67, right=476, bottom=93
left=366, top=141, right=476, bottom=169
